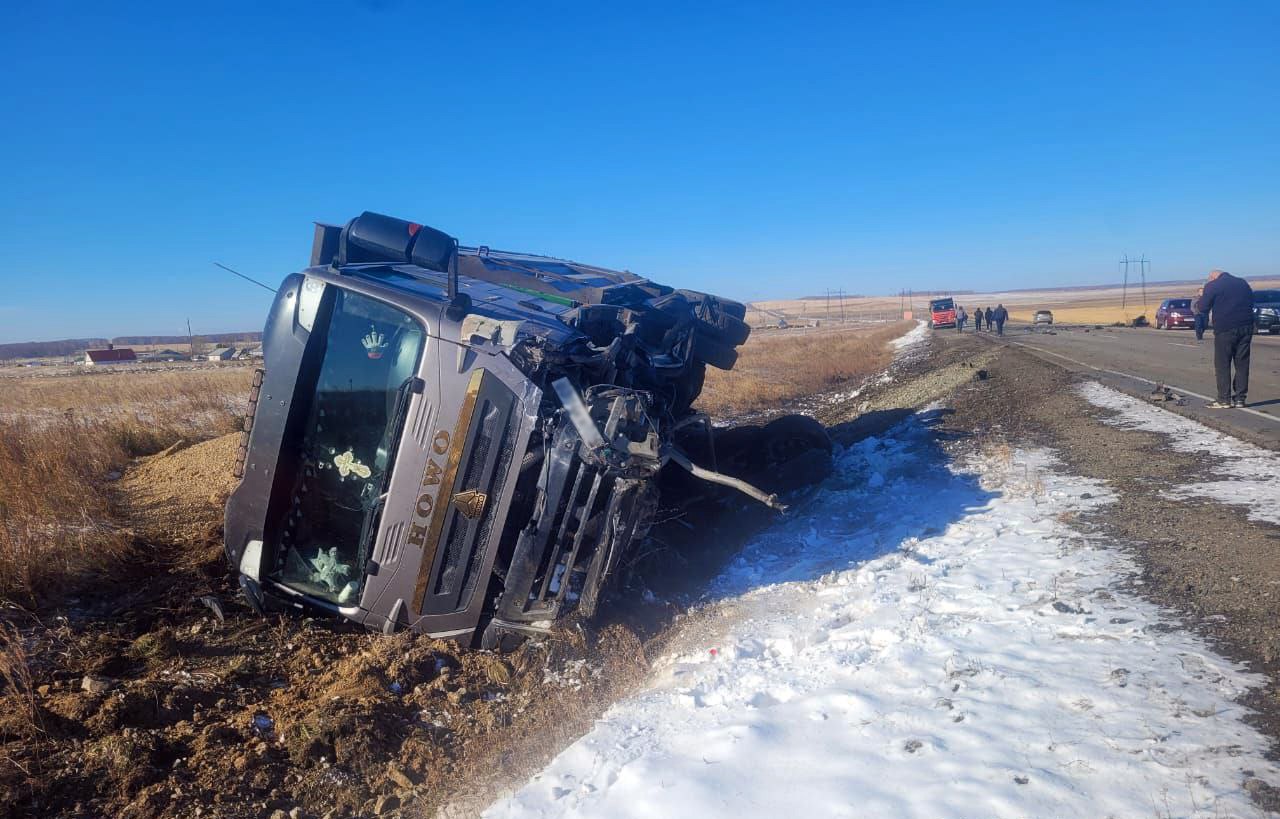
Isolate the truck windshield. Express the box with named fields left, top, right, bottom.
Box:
left=272, top=287, right=426, bottom=605
left=930, top=298, right=954, bottom=311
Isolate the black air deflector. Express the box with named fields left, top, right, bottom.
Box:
left=338, top=211, right=455, bottom=272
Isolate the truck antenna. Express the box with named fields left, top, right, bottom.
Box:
left=213, top=262, right=276, bottom=293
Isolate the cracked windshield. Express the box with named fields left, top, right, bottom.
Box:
left=274, top=287, right=425, bottom=604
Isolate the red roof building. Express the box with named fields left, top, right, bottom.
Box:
left=84, top=346, right=137, bottom=365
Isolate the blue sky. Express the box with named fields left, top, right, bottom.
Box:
left=1, top=1, right=1277, bottom=342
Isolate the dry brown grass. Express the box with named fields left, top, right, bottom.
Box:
left=0, top=369, right=251, bottom=607
left=696, top=321, right=914, bottom=418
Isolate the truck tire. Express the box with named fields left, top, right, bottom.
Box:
left=712, top=424, right=763, bottom=475
left=761, top=447, right=834, bottom=494
left=676, top=290, right=748, bottom=322
left=670, top=362, right=706, bottom=417
left=694, top=336, right=739, bottom=370
left=696, top=313, right=751, bottom=347
left=757, top=415, right=832, bottom=466
left=718, top=298, right=748, bottom=321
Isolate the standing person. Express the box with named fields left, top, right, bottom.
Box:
left=1192, top=287, right=1208, bottom=341
left=973, top=307, right=984, bottom=332
left=956, top=305, right=967, bottom=332
left=993, top=304, right=1008, bottom=335
left=1198, top=269, right=1254, bottom=408
left=984, top=307, right=994, bottom=332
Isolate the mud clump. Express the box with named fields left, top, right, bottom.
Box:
left=117, top=432, right=241, bottom=553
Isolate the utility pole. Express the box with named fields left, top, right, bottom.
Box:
left=187, top=318, right=194, bottom=357
left=838, top=288, right=846, bottom=322
left=1119, top=254, right=1151, bottom=317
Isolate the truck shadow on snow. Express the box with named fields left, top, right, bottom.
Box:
left=702, top=406, right=996, bottom=600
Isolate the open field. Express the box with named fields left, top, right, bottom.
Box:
left=696, top=320, right=914, bottom=417
left=0, top=368, right=251, bottom=605
left=746, top=276, right=1280, bottom=328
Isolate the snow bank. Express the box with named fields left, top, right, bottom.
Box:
left=487, top=415, right=1278, bottom=818
left=1079, top=381, right=1280, bottom=525
left=890, top=319, right=929, bottom=351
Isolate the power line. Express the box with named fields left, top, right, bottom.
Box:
left=1119, top=254, right=1150, bottom=316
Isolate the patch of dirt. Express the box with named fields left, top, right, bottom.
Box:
left=117, top=433, right=242, bottom=551
left=0, top=424, right=780, bottom=818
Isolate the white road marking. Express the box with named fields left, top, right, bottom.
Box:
left=1000, top=339, right=1280, bottom=425
left=1167, top=342, right=1200, bottom=348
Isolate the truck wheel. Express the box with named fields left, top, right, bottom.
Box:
left=670, top=363, right=706, bottom=417
left=677, top=290, right=749, bottom=324
left=696, top=313, right=751, bottom=347
left=754, top=415, right=834, bottom=493
left=718, top=298, right=748, bottom=321
left=758, top=414, right=832, bottom=465
left=695, top=336, right=739, bottom=370
left=763, top=447, right=834, bottom=494
left=711, top=424, right=763, bottom=475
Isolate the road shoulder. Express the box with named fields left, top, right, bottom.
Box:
left=936, top=332, right=1280, bottom=779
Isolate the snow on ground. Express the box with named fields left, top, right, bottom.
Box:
left=1079, top=381, right=1280, bottom=526
left=891, top=319, right=930, bottom=351
left=488, top=413, right=1279, bottom=818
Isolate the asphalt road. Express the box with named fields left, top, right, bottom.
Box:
left=971, top=323, right=1280, bottom=446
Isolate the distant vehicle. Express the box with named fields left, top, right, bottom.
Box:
left=1255, top=289, right=1280, bottom=335
left=1033, top=310, right=1054, bottom=325
left=1155, top=298, right=1195, bottom=330
left=928, top=297, right=956, bottom=329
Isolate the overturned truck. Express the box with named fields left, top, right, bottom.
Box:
left=225, top=212, right=827, bottom=648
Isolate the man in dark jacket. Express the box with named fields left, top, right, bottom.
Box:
left=992, top=304, right=1008, bottom=336
left=984, top=307, right=994, bottom=332
left=973, top=307, right=984, bottom=332
left=1198, top=269, right=1254, bottom=407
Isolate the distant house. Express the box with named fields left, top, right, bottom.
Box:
left=205, top=347, right=236, bottom=361
left=83, top=345, right=137, bottom=366
left=139, top=349, right=190, bottom=363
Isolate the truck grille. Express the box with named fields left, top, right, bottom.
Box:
left=415, top=371, right=517, bottom=616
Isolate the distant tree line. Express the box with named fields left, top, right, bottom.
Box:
left=0, top=332, right=263, bottom=359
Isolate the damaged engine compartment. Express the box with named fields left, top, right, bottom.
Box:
left=225, top=212, right=827, bottom=648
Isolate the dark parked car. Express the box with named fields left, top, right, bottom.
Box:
left=1155, top=298, right=1195, bottom=330
left=1255, top=289, right=1280, bottom=334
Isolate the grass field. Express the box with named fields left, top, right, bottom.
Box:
left=697, top=321, right=913, bottom=417
left=0, top=368, right=251, bottom=605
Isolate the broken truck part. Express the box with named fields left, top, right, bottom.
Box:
left=225, top=212, right=823, bottom=647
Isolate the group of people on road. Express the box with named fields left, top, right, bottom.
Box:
left=946, top=269, right=1255, bottom=410
left=956, top=304, right=1007, bottom=335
